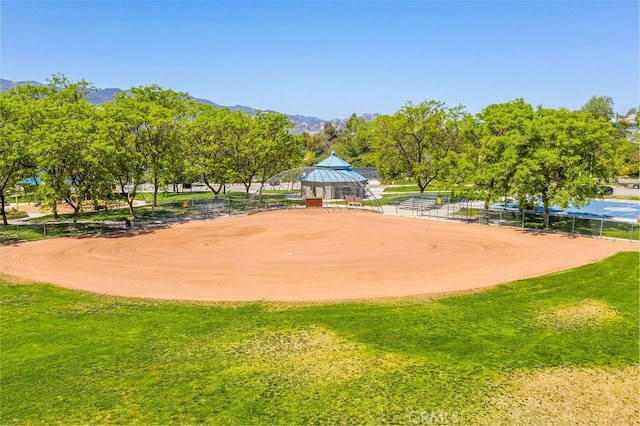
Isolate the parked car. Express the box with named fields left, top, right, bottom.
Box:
left=596, top=185, right=614, bottom=196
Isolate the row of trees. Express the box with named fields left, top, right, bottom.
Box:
left=1, top=74, right=634, bottom=228
left=369, top=98, right=628, bottom=227
left=1, top=75, right=303, bottom=225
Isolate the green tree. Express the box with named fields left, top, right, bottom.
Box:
left=251, top=111, right=301, bottom=184
left=580, top=95, right=614, bottom=121
left=333, top=120, right=376, bottom=166
left=31, top=75, right=111, bottom=227
left=345, top=113, right=367, bottom=133
left=303, top=131, right=334, bottom=165
left=371, top=100, right=468, bottom=192
left=512, top=107, right=618, bottom=227
left=0, top=85, right=39, bottom=225
left=101, top=94, right=151, bottom=217
left=183, top=103, right=237, bottom=197
left=122, top=85, right=190, bottom=212
left=462, top=99, right=535, bottom=208
left=224, top=110, right=254, bottom=192
left=231, top=111, right=301, bottom=193
left=612, top=114, right=639, bottom=177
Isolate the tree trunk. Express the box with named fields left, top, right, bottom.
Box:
left=203, top=176, right=222, bottom=199
left=127, top=197, right=135, bottom=218
left=542, top=196, right=550, bottom=228
left=0, top=192, right=7, bottom=226
left=118, top=181, right=136, bottom=218
left=52, top=201, right=59, bottom=220
left=543, top=207, right=550, bottom=228
left=417, top=178, right=427, bottom=193
left=72, top=207, right=79, bottom=229
left=152, top=173, right=159, bottom=216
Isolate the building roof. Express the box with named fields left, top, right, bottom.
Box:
left=300, top=151, right=367, bottom=183
left=316, top=151, right=352, bottom=170
left=300, top=168, right=367, bottom=184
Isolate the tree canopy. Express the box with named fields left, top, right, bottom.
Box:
left=580, top=95, right=614, bottom=122
left=371, top=101, right=469, bottom=192
left=461, top=99, right=534, bottom=207
left=512, top=107, right=618, bottom=226
left=29, top=75, right=109, bottom=226
left=0, top=74, right=629, bottom=230
left=0, top=85, right=39, bottom=224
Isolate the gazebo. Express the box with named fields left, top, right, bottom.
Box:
left=245, top=154, right=381, bottom=213
left=300, top=151, right=368, bottom=199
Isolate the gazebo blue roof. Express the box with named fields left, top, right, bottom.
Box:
left=300, top=151, right=367, bottom=183
left=316, top=151, right=352, bottom=170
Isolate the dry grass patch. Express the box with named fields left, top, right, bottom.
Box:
left=537, top=299, right=620, bottom=329
left=477, top=365, right=639, bottom=425
left=228, top=327, right=408, bottom=385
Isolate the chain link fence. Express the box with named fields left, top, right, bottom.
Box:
left=1, top=194, right=249, bottom=244
left=2, top=191, right=638, bottom=243
left=380, top=191, right=481, bottom=221
left=479, top=209, right=639, bottom=241
left=380, top=192, right=638, bottom=241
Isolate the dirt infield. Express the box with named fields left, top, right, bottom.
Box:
left=1, top=209, right=637, bottom=301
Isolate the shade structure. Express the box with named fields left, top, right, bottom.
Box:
left=300, top=168, right=366, bottom=199
left=300, top=168, right=367, bottom=184
left=300, top=151, right=368, bottom=199
left=245, top=167, right=382, bottom=213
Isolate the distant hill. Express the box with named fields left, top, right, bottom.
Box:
left=87, top=87, right=125, bottom=104
left=0, top=79, right=377, bottom=134
left=1, top=79, right=42, bottom=88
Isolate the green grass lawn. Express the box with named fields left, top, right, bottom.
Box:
left=382, top=185, right=422, bottom=192
left=454, top=207, right=480, bottom=217
left=382, top=185, right=444, bottom=193
left=4, top=210, right=28, bottom=220
left=1, top=252, right=638, bottom=424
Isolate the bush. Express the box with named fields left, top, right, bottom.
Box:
left=5, top=210, right=28, bottom=220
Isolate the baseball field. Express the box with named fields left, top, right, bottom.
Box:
left=1, top=210, right=638, bottom=424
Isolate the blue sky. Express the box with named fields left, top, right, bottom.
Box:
left=1, top=1, right=638, bottom=119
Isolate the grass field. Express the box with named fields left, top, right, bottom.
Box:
left=1, top=252, right=638, bottom=424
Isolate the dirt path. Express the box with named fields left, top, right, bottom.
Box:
left=1, top=209, right=637, bottom=301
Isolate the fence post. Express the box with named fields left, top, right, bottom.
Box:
left=44, top=223, right=47, bottom=238
left=600, top=219, right=604, bottom=238
left=572, top=217, right=575, bottom=235
left=522, top=212, right=525, bottom=229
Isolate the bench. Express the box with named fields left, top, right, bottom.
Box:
left=345, top=195, right=363, bottom=206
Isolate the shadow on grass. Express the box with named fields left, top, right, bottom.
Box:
left=0, top=222, right=168, bottom=245
left=74, top=226, right=164, bottom=239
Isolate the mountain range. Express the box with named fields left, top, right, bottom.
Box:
left=0, top=79, right=377, bottom=134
